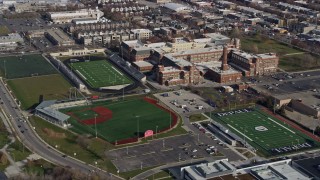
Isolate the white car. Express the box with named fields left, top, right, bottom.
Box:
left=192, top=149, right=197, bottom=153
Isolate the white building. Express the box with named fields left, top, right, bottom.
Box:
left=163, top=3, right=191, bottom=12
left=0, top=33, right=24, bottom=51
left=130, top=29, right=152, bottom=40
left=1, top=0, right=69, bottom=5
left=47, top=8, right=104, bottom=24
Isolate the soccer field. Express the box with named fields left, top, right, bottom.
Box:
left=69, top=60, right=132, bottom=88
left=0, top=54, right=57, bottom=79
left=211, top=108, right=319, bottom=156
left=7, top=74, right=72, bottom=109
left=61, top=97, right=178, bottom=144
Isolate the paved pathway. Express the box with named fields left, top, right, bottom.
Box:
left=0, top=110, right=22, bottom=177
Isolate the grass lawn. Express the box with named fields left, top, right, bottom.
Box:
left=209, top=108, right=319, bottom=157
left=0, top=54, right=57, bottom=79
left=62, top=97, right=174, bottom=143
left=7, top=74, right=72, bottom=109
left=145, top=170, right=174, bottom=180
left=189, top=114, right=207, bottom=122
left=29, top=116, right=115, bottom=171
left=0, top=25, right=10, bottom=36
left=24, top=159, right=56, bottom=177
left=0, top=118, right=10, bottom=149
left=240, top=35, right=320, bottom=71
left=69, top=60, right=132, bottom=88
left=241, top=35, right=303, bottom=55
left=7, top=141, right=31, bottom=162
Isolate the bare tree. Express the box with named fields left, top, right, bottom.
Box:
left=76, top=135, right=90, bottom=149
left=252, top=44, right=259, bottom=54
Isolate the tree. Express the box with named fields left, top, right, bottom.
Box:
left=264, top=96, right=274, bottom=109
left=230, top=27, right=241, bottom=39
left=76, top=135, right=90, bottom=149
left=252, top=44, right=259, bottom=54
left=315, top=126, right=320, bottom=136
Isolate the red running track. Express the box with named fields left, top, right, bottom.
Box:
left=261, top=107, right=320, bottom=142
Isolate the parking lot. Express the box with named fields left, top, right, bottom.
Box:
left=0, top=14, right=67, bottom=33
left=154, top=90, right=212, bottom=114
left=106, top=134, right=222, bottom=172
left=31, top=37, right=54, bottom=50
left=255, top=76, right=320, bottom=95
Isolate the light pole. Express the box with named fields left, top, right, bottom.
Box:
left=243, top=127, right=246, bottom=147
left=122, top=79, right=124, bottom=101
left=156, top=125, right=158, bottom=138
left=140, top=162, right=143, bottom=170
left=313, top=116, right=317, bottom=135
left=4, top=60, right=6, bottom=78
left=169, top=113, right=172, bottom=129
left=94, top=114, right=98, bottom=138
left=136, top=115, right=140, bottom=138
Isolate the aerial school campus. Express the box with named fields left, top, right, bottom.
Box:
left=1, top=7, right=320, bottom=178
left=1, top=46, right=320, bottom=179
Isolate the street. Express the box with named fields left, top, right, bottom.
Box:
left=0, top=79, right=121, bottom=179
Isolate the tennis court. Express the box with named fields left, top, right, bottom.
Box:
left=211, top=108, right=319, bottom=156
left=69, top=60, right=132, bottom=88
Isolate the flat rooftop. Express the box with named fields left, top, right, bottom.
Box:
left=46, top=29, right=73, bottom=43
left=182, top=159, right=236, bottom=179
left=133, top=61, right=153, bottom=67
left=204, top=33, right=230, bottom=42
left=257, top=53, right=277, bottom=59
left=293, top=156, right=320, bottom=178
left=162, top=66, right=181, bottom=73
left=164, top=54, right=193, bottom=67
left=170, top=46, right=223, bottom=56
left=232, top=50, right=256, bottom=59
left=122, top=40, right=144, bottom=48
left=196, top=61, right=241, bottom=75
left=248, top=160, right=309, bottom=180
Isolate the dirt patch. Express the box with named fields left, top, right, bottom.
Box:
left=42, top=128, right=66, bottom=138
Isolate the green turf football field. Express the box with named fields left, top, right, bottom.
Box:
left=211, top=108, right=318, bottom=156
left=69, top=60, right=132, bottom=88
left=61, top=98, right=172, bottom=142
left=0, top=54, right=57, bottom=79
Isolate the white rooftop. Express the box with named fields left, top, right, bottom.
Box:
left=164, top=3, right=190, bottom=12
left=257, top=53, right=277, bottom=59
left=250, top=162, right=309, bottom=180
left=133, top=61, right=153, bottom=67
left=170, top=46, right=223, bottom=56
left=232, top=51, right=256, bottom=59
